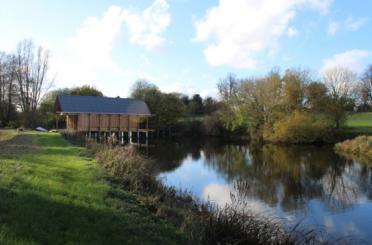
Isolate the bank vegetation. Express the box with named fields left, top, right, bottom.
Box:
left=335, top=136, right=372, bottom=164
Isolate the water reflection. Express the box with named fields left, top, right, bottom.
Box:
left=151, top=139, right=372, bottom=241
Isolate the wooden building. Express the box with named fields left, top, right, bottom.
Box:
left=55, top=95, right=152, bottom=143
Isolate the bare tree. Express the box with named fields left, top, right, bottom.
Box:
left=14, top=39, right=51, bottom=127
left=0, top=53, right=17, bottom=126
left=322, top=67, right=357, bottom=128
left=217, top=73, right=239, bottom=102
left=322, top=66, right=357, bottom=100
left=360, top=65, right=372, bottom=106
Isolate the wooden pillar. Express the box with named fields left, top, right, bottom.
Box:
left=128, top=115, right=131, bottom=143
left=108, top=114, right=111, bottom=134
left=127, top=115, right=130, bottom=132
left=98, top=114, right=101, bottom=142
left=88, top=113, right=91, bottom=137
left=118, top=114, right=121, bottom=132
left=55, top=114, right=59, bottom=130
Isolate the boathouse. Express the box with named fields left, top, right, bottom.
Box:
left=55, top=95, right=151, bottom=143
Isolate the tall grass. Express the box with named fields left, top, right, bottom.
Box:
left=62, top=131, right=345, bottom=244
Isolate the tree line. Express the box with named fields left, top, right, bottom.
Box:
left=2, top=39, right=371, bottom=144
left=213, top=66, right=372, bottom=143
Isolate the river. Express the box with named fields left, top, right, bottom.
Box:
left=148, top=138, right=372, bottom=243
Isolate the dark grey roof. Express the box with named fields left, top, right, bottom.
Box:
left=56, top=95, right=151, bottom=115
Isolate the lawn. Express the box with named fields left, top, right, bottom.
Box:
left=0, top=130, right=181, bottom=245
left=343, top=112, right=372, bottom=135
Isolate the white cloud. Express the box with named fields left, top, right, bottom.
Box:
left=52, top=0, right=171, bottom=96
left=202, top=183, right=272, bottom=214
left=345, top=17, right=369, bottom=32
left=159, top=82, right=218, bottom=98
left=202, top=183, right=232, bottom=205
left=52, top=5, right=128, bottom=92
left=123, top=0, right=171, bottom=51
left=327, top=21, right=339, bottom=36
left=327, top=17, right=368, bottom=36
left=287, top=27, right=298, bottom=37
left=194, top=0, right=333, bottom=69
left=321, top=50, right=371, bottom=73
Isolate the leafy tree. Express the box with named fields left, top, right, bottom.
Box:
left=188, top=94, right=203, bottom=115
left=305, top=82, right=329, bottom=113
left=131, top=80, right=185, bottom=128
left=69, top=85, right=103, bottom=96
left=282, top=69, right=309, bottom=112
left=203, top=97, right=219, bottom=115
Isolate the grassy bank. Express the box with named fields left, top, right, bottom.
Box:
left=61, top=131, right=336, bottom=245
left=343, top=112, right=372, bottom=136
left=335, top=135, right=372, bottom=164
left=0, top=130, right=182, bottom=244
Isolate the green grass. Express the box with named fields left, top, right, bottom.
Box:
left=0, top=130, right=182, bottom=245
left=343, top=112, right=372, bottom=135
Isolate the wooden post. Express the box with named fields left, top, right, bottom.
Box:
left=88, top=113, right=91, bottom=137
left=146, top=117, right=149, bottom=143
left=98, top=114, right=101, bottom=142
left=108, top=114, right=111, bottom=135
left=118, top=114, right=121, bottom=132
left=128, top=115, right=130, bottom=132
left=56, top=114, right=59, bottom=130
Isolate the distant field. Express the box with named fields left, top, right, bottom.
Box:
left=344, top=112, right=372, bottom=135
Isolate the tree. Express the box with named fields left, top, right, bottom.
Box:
left=322, top=67, right=357, bottom=128
left=188, top=94, right=203, bottom=115
left=240, top=70, right=283, bottom=138
left=305, top=82, right=329, bottom=113
left=15, top=39, right=52, bottom=127
left=357, top=65, right=372, bottom=110
left=130, top=79, right=158, bottom=100
left=131, top=80, right=185, bottom=128
left=217, top=73, right=239, bottom=102
left=69, top=85, right=103, bottom=96
left=0, top=53, right=18, bottom=126
left=203, top=97, right=219, bottom=115
left=282, top=68, right=309, bottom=112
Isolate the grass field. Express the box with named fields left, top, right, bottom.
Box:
left=0, top=130, right=181, bottom=244
left=344, top=112, right=372, bottom=135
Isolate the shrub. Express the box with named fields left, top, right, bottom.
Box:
left=60, top=130, right=87, bottom=146
left=265, top=111, right=335, bottom=143
left=335, top=136, right=372, bottom=164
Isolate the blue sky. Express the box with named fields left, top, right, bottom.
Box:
left=0, top=0, right=371, bottom=97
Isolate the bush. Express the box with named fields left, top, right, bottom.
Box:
left=335, top=136, right=372, bottom=164
left=265, top=111, right=335, bottom=143
left=60, top=130, right=87, bottom=146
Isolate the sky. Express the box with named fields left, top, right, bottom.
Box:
left=0, top=0, right=371, bottom=98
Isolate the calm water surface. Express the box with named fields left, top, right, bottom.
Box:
left=149, top=139, right=372, bottom=243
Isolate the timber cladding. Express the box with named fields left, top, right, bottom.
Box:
left=55, top=95, right=152, bottom=132
left=73, top=114, right=147, bottom=132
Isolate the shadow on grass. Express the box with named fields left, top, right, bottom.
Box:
left=0, top=187, right=180, bottom=245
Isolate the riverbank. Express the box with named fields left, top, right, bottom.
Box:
left=0, top=130, right=182, bottom=244
left=335, top=135, right=372, bottom=164
left=62, top=131, right=342, bottom=244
